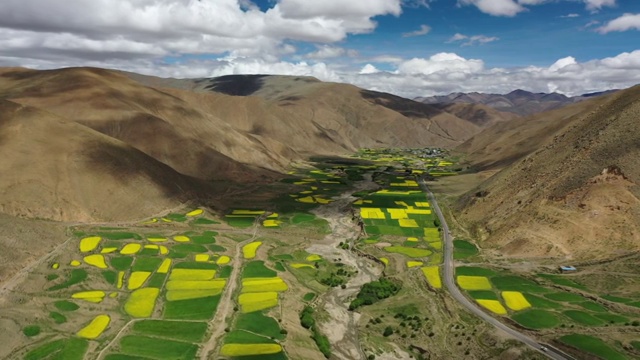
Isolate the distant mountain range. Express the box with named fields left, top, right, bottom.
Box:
left=416, top=89, right=618, bottom=116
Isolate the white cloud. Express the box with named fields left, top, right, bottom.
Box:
left=402, top=24, right=432, bottom=37
left=305, top=45, right=358, bottom=59
left=448, top=33, right=499, bottom=46
left=459, top=0, right=615, bottom=16
left=0, top=0, right=402, bottom=62
left=561, top=13, right=580, bottom=18
left=359, top=64, right=380, bottom=74
left=598, top=13, right=640, bottom=33
left=397, top=53, right=485, bottom=75
left=4, top=50, right=640, bottom=99
left=457, top=0, right=525, bottom=17
left=369, top=55, right=405, bottom=64
left=584, top=0, right=616, bottom=12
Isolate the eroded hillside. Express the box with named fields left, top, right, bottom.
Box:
left=0, top=67, right=499, bottom=222
left=456, top=85, right=640, bottom=260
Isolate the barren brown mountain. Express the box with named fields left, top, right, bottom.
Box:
left=456, top=85, right=640, bottom=260
left=417, top=89, right=617, bottom=116
left=0, top=67, right=496, bottom=222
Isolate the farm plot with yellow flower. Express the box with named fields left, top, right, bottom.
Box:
left=421, top=266, right=442, bottom=289
left=76, top=315, right=110, bottom=339
left=476, top=299, right=507, bottom=315
left=221, top=343, right=283, bottom=356
left=238, top=292, right=279, bottom=313
left=502, top=291, right=532, bottom=311
left=243, top=241, right=262, bottom=259
left=241, top=278, right=288, bottom=293
left=457, top=276, right=492, bottom=290
left=124, top=288, right=160, bottom=318
left=79, top=236, right=101, bottom=253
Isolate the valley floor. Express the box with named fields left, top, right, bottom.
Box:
left=1, top=149, right=639, bottom=360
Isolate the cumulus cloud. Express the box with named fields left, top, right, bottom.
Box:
left=359, top=64, right=380, bottom=74
left=447, top=33, right=499, bottom=46
left=0, top=0, right=402, bottom=63
left=305, top=45, right=358, bottom=59
left=584, top=0, right=616, bottom=12
left=345, top=50, right=640, bottom=97
left=397, top=53, right=484, bottom=75
left=598, top=13, right=640, bottom=33
left=457, top=0, right=525, bottom=17
left=459, top=0, right=615, bottom=16
left=402, top=24, right=432, bottom=37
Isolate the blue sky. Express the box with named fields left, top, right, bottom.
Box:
left=1, top=0, right=639, bottom=96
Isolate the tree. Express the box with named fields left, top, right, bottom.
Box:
left=383, top=326, right=394, bottom=337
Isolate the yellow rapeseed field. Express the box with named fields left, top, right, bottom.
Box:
left=398, top=219, right=419, bottom=228
left=430, top=241, right=443, bottom=250
left=76, top=315, right=110, bottom=339
left=221, top=344, right=282, bottom=356
left=144, top=244, right=159, bottom=250
left=241, top=278, right=288, bottom=293
left=72, top=290, right=106, bottom=303
left=169, top=269, right=216, bottom=281
left=424, top=228, right=440, bottom=241
left=457, top=276, right=492, bottom=290
left=290, top=263, right=315, bottom=269
left=195, top=254, right=210, bottom=262
left=159, top=245, right=168, bottom=255
left=360, top=208, right=385, bottom=219
left=406, top=237, right=419, bottom=242
left=262, top=219, right=282, bottom=227
left=157, top=259, right=172, bottom=274
left=232, top=210, right=265, bottom=215
left=101, top=247, right=118, bottom=254
left=120, top=243, right=141, bottom=255
left=387, top=208, right=408, bottom=219
left=238, top=292, right=278, bottom=313
left=173, top=235, right=190, bottom=242
left=52, top=263, right=59, bottom=269
left=380, top=257, right=389, bottom=266
left=147, top=237, right=166, bottom=242
left=83, top=254, right=107, bottom=269
left=166, top=279, right=227, bottom=291
left=476, top=299, right=507, bottom=315
left=421, top=266, right=442, bottom=289
left=216, top=256, right=231, bottom=265
left=127, top=272, right=151, bottom=290
left=79, top=236, right=101, bottom=253
left=166, top=289, right=223, bottom=301
left=117, top=271, right=125, bottom=289
left=306, top=254, right=322, bottom=262
left=415, top=202, right=430, bottom=207
left=124, top=288, right=159, bottom=318
left=501, top=291, right=531, bottom=311
left=70, top=260, right=81, bottom=267
left=186, top=209, right=204, bottom=217
left=407, top=261, right=423, bottom=268
left=243, top=242, right=262, bottom=259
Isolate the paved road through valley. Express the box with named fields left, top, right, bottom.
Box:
left=419, top=179, right=573, bottom=360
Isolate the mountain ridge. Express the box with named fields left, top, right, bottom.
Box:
left=416, top=88, right=618, bottom=116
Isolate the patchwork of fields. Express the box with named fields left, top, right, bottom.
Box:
left=9, top=147, right=637, bottom=360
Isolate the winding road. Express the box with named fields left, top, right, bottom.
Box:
left=419, top=179, right=573, bottom=360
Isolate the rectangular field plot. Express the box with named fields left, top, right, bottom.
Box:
left=559, top=334, right=626, bottom=360
left=235, top=312, right=286, bottom=340
left=132, top=320, right=208, bottom=342
left=119, top=335, right=198, bottom=360
left=163, top=295, right=221, bottom=320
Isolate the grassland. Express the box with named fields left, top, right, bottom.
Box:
left=559, top=334, right=627, bottom=360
